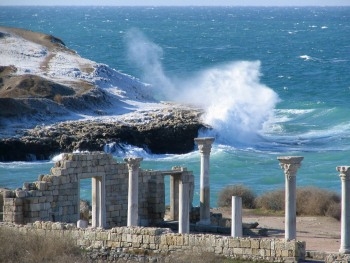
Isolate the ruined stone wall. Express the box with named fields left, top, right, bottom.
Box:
left=2, top=152, right=172, bottom=227
left=3, top=172, right=79, bottom=224
left=105, top=167, right=166, bottom=227
left=0, top=222, right=306, bottom=262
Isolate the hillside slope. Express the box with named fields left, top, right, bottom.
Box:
left=0, top=26, right=205, bottom=161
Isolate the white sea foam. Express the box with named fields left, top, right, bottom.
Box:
left=51, top=153, right=64, bottom=162
left=179, top=61, right=279, bottom=145
left=104, top=143, right=151, bottom=158
left=278, top=109, right=314, bottom=116
left=299, top=55, right=313, bottom=61
left=125, top=29, right=280, bottom=146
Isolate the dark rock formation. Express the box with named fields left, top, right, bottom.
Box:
left=0, top=27, right=209, bottom=161
left=0, top=108, right=207, bottom=162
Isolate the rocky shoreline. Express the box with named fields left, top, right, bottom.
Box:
left=0, top=107, right=207, bottom=161
left=0, top=26, right=210, bottom=161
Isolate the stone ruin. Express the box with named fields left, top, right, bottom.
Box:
left=5, top=135, right=350, bottom=261
left=1, top=151, right=194, bottom=229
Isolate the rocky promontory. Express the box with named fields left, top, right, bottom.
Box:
left=0, top=106, right=205, bottom=161
left=0, top=26, right=208, bottom=161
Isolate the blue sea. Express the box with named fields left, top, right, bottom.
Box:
left=1, top=6, right=350, bottom=206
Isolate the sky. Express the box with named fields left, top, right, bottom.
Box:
left=1, top=0, right=350, bottom=6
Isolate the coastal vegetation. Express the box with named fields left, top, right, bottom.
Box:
left=0, top=226, right=268, bottom=263
left=0, top=227, right=85, bottom=263
left=0, top=184, right=337, bottom=262
left=217, top=184, right=341, bottom=220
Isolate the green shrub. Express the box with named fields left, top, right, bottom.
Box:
left=217, top=184, right=256, bottom=209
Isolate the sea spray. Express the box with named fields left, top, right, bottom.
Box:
left=125, top=29, right=280, bottom=146
left=177, top=61, right=280, bottom=145
left=125, top=28, right=175, bottom=100
left=0, top=6, right=347, bottom=205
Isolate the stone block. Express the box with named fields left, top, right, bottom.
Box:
left=74, top=167, right=83, bottom=173
left=64, top=161, right=74, bottom=169
left=15, top=190, right=27, bottom=198
left=260, top=239, right=271, bottom=249
left=233, top=247, right=243, bottom=255
left=51, top=176, right=60, bottom=186
left=50, top=168, right=63, bottom=176
left=39, top=202, right=51, bottom=210
left=3, top=190, right=15, bottom=198
left=251, top=239, right=260, bottom=249
left=68, top=169, right=77, bottom=177
left=29, top=203, right=41, bottom=212
left=240, top=239, right=251, bottom=248
left=281, top=249, right=290, bottom=257
left=228, top=238, right=240, bottom=248
left=4, top=198, right=22, bottom=206
left=38, top=196, right=47, bottom=203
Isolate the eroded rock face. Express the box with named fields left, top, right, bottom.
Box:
left=0, top=107, right=207, bottom=161
left=0, top=27, right=209, bottom=161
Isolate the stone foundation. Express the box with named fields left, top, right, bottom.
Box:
left=1, top=222, right=306, bottom=262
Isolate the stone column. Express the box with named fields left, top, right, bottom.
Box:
left=92, top=176, right=106, bottom=228
left=195, top=137, right=215, bottom=225
left=170, top=174, right=180, bottom=221
left=92, top=177, right=99, bottom=228
left=124, top=157, right=143, bottom=227
left=100, top=176, right=106, bottom=228
left=179, top=173, right=190, bottom=234
left=278, top=156, right=303, bottom=241
left=231, top=196, right=243, bottom=237
left=337, top=166, right=350, bottom=254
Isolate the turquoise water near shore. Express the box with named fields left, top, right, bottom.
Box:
left=1, top=6, right=350, bottom=205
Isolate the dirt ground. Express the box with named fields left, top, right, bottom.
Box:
left=212, top=208, right=341, bottom=253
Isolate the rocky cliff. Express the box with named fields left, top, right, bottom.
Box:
left=0, top=26, right=207, bottom=161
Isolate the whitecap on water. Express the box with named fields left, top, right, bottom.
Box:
left=299, top=55, right=312, bottom=61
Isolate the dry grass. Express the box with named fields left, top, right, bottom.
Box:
left=0, top=227, right=268, bottom=263
left=255, top=189, right=285, bottom=211
left=253, top=187, right=341, bottom=220
left=0, top=227, right=87, bottom=263
left=166, top=251, right=267, bottom=263
left=296, top=187, right=341, bottom=219
left=53, top=93, right=63, bottom=104
left=217, top=185, right=256, bottom=209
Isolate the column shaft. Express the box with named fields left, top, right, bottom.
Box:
left=200, top=152, right=210, bottom=224
left=195, top=137, right=215, bottom=225
left=170, top=174, right=180, bottom=220
left=100, top=176, right=106, bottom=228
left=231, top=196, right=243, bottom=237
left=125, top=157, right=143, bottom=227
left=285, top=174, right=296, bottom=240
left=92, top=177, right=100, bottom=227
left=338, top=166, right=350, bottom=254
left=278, top=156, right=303, bottom=241
left=179, top=174, right=190, bottom=234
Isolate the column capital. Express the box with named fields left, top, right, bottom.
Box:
left=277, top=156, right=303, bottom=180
left=172, top=166, right=187, bottom=172
left=194, top=137, right=215, bottom=154
left=124, top=157, right=143, bottom=170
left=337, top=166, right=350, bottom=180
